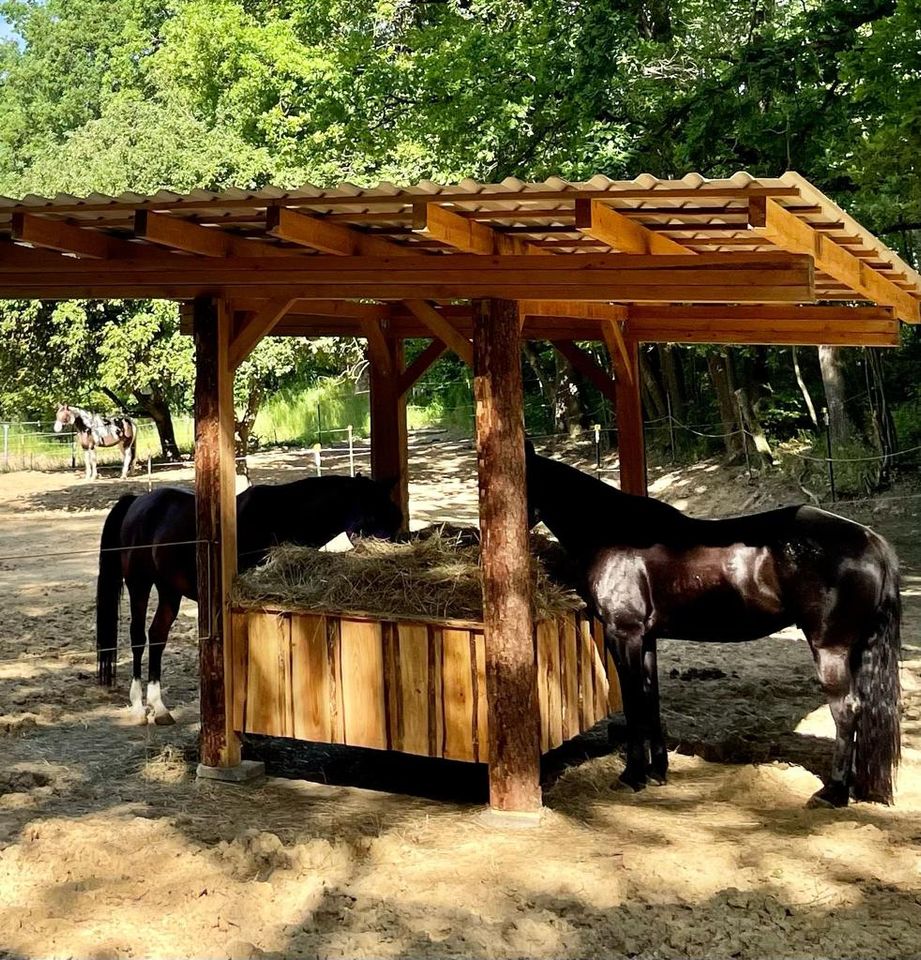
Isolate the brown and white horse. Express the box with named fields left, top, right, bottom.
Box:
left=54, top=404, right=137, bottom=480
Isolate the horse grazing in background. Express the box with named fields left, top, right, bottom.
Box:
left=96, top=474, right=403, bottom=725
left=54, top=403, right=137, bottom=480
left=525, top=442, right=901, bottom=807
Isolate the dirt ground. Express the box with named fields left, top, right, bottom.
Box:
left=1, top=437, right=920, bottom=960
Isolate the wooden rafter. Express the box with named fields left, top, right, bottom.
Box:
left=266, top=207, right=414, bottom=257
left=403, top=299, right=473, bottom=366
left=412, top=203, right=547, bottom=255
left=575, top=199, right=695, bottom=255
left=12, top=213, right=146, bottom=260
left=135, top=210, right=291, bottom=258
left=398, top=339, right=448, bottom=397
left=749, top=198, right=920, bottom=323
left=228, top=298, right=297, bottom=369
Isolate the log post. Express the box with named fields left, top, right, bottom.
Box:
left=368, top=320, right=409, bottom=527
left=613, top=335, right=648, bottom=496
left=193, top=296, right=253, bottom=777
left=473, top=297, right=541, bottom=815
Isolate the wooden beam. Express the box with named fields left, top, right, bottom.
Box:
left=473, top=297, right=541, bottom=814
left=266, top=207, right=414, bottom=257
left=398, top=339, right=447, bottom=397
left=601, top=317, right=633, bottom=381
left=551, top=341, right=616, bottom=406
left=412, top=202, right=547, bottom=255
left=575, top=199, right=695, bottom=255
left=194, top=296, right=240, bottom=769
left=520, top=300, right=629, bottom=323
left=369, top=328, right=409, bottom=528
left=135, top=210, right=292, bottom=258
left=749, top=198, right=919, bottom=323
left=613, top=337, right=647, bottom=496
left=228, top=298, right=296, bottom=369
left=361, top=316, right=395, bottom=378
left=403, top=299, right=474, bottom=366
left=11, top=212, right=144, bottom=260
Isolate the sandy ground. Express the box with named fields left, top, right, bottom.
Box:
left=1, top=437, right=920, bottom=960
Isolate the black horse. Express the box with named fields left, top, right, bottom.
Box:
left=54, top=403, right=137, bottom=480
left=525, top=442, right=901, bottom=807
left=96, top=475, right=402, bottom=724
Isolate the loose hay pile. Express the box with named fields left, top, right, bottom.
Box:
left=233, top=525, right=585, bottom=622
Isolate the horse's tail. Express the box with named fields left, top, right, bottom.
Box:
left=853, top=535, right=902, bottom=804
left=96, top=494, right=137, bottom=686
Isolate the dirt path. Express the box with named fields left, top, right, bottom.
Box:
left=1, top=439, right=920, bottom=960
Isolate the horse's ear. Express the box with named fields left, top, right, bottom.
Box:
left=355, top=470, right=364, bottom=478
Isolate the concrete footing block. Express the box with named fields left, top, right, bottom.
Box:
left=196, top=760, right=265, bottom=783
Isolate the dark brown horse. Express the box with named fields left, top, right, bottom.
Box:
left=54, top=403, right=137, bottom=480
left=525, top=442, right=901, bottom=806
left=96, top=475, right=402, bottom=724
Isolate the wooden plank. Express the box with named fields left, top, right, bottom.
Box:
left=520, top=300, right=629, bottom=322
left=536, top=622, right=550, bottom=753
left=327, top=615, right=345, bottom=744
left=442, top=628, right=476, bottom=761
left=592, top=618, right=608, bottom=722
left=576, top=199, right=695, bottom=255
left=267, top=206, right=414, bottom=257
left=136, top=210, right=293, bottom=258
left=290, top=613, right=331, bottom=741
left=403, top=300, right=473, bottom=367
left=229, top=297, right=296, bottom=369
left=579, top=616, right=595, bottom=729
left=474, top=297, right=541, bottom=813
left=398, top=338, right=447, bottom=397
left=194, top=296, right=240, bottom=768
left=397, top=623, right=430, bottom=757
left=244, top=612, right=292, bottom=737
left=607, top=652, right=623, bottom=714
left=561, top=616, right=579, bottom=741
left=382, top=621, right=399, bottom=752
left=749, top=198, right=919, bottom=323
left=538, top=620, right=563, bottom=751
left=230, top=610, right=249, bottom=733
left=430, top=626, right=444, bottom=757
left=614, top=337, right=647, bottom=495
left=11, top=213, right=141, bottom=259
left=473, top=632, right=488, bottom=764
left=339, top=618, right=387, bottom=749
left=551, top=341, right=616, bottom=406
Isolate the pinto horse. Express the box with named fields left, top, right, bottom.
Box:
left=96, top=474, right=402, bottom=724
left=525, top=442, right=901, bottom=807
left=54, top=404, right=137, bottom=480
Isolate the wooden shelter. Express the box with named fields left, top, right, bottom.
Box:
left=1, top=171, right=918, bottom=815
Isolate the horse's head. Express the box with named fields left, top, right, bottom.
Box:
left=53, top=404, right=74, bottom=433
left=345, top=474, right=404, bottom=542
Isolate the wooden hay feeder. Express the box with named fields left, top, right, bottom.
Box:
left=231, top=607, right=621, bottom=762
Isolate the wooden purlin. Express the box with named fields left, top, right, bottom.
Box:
left=136, top=210, right=292, bottom=258
left=412, top=202, right=547, bottom=255
left=12, top=213, right=151, bottom=260
left=267, top=206, right=415, bottom=257
left=749, top=198, right=920, bottom=323
left=575, top=199, right=695, bottom=255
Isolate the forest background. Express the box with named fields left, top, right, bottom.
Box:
left=0, top=0, right=919, bottom=494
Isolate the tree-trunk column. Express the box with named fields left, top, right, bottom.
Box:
left=614, top=336, right=648, bottom=496
left=369, top=326, right=409, bottom=529
left=473, top=297, right=541, bottom=813
left=193, top=296, right=240, bottom=769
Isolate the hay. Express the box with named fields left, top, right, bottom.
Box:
left=232, top=524, right=585, bottom=623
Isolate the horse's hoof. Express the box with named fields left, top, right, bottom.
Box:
left=647, top=769, right=668, bottom=786
left=153, top=712, right=176, bottom=726
left=806, top=785, right=849, bottom=809
left=617, top=772, right=647, bottom=793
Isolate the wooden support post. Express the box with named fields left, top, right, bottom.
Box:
left=193, top=296, right=257, bottom=778
left=473, top=297, right=541, bottom=816
left=368, top=323, right=409, bottom=528
left=613, top=336, right=647, bottom=496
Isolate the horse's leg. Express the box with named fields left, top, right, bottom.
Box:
left=120, top=441, right=131, bottom=479
left=147, top=586, right=181, bottom=726
left=643, top=636, right=668, bottom=784
left=607, top=624, right=649, bottom=790
left=84, top=447, right=92, bottom=481
left=126, top=579, right=152, bottom=724
left=88, top=447, right=98, bottom=481
left=806, top=640, right=858, bottom=808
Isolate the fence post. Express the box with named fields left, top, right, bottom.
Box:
left=2, top=424, right=8, bottom=467
left=666, top=393, right=676, bottom=463
left=347, top=424, right=355, bottom=477
left=594, top=423, right=601, bottom=475
left=823, top=407, right=836, bottom=502
left=313, top=442, right=322, bottom=476
left=71, top=433, right=76, bottom=470
left=317, top=403, right=323, bottom=444
left=736, top=395, right=752, bottom=481
left=147, top=454, right=153, bottom=492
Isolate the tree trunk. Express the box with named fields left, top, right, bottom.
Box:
left=706, top=350, right=742, bottom=455
left=865, top=348, right=896, bottom=489
left=638, top=348, right=667, bottom=421
left=234, top=385, right=262, bottom=479
left=818, top=346, right=854, bottom=445
left=555, top=353, right=587, bottom=438
left=657, top=343, right=686, bottom=421
left=791, top=346, right=818, bottom=427
left=133, top=386, right=181, bottom=460
left=735, top=386, right=775, bottom=467
left=523, top=343, right=558, bottom=432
